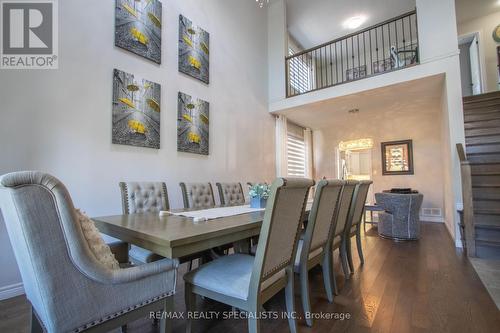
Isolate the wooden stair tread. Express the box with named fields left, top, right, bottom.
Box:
left=475, top=239, right=500, bottom=247
left=463, top=91, right=500, bottom=103
left=475, top=219, right=500, bottom=229
left=474, top=208, right=500, bottom=215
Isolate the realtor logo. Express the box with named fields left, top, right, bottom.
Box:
left=1, top=0, right=58, bottom=69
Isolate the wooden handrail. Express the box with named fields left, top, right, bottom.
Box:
left=457, top=143, right=467, bottom=162
left=456, top=143, right=476, bottom=257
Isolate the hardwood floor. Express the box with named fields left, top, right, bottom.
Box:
left=470, top=258, right=500, bottom=310
left=1, top=223, right=499, bottom=333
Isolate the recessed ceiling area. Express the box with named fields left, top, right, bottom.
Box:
left=277, top=74, right=445, bottom=130
left=455, top=0, right=500, bottom=24
left=286, top=0, right=416, bottom=49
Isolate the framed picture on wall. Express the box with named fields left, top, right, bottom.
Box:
left=177, top=92, right=209, bottom=155
left=381, top=140, right=414, bottom=175
left=115, top=0, right=162, bottom=64
left=112, top=69, right=161, bottom=149
left=178, top=15, right=210, bottom=84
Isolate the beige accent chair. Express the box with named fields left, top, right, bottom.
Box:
left=184, top=178, right=314, bottom=333
left=294, top=179, right=344, bottom=327
left=345, top=180, right=373, bottom=272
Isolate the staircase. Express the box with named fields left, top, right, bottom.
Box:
left=463, top=91, right=500, bottom=259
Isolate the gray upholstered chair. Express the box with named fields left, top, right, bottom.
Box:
left=119, top=182, right=169, bottom=264
left=179, top=182, right=216, bottom=209
left=330, top=180, right=358, bottom=289
left=345, top=180, right=373, bottom=273
left=184, top=178, right=314, bottom=333
left=0, top=172, right=177, bottom=333
left=294, top=179, right=343, bottom=327
left=375, top=192, right=424, bottom=240
left=216, top=182, right=245, bottom=206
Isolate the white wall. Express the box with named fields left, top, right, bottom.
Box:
left=0, top=0, right=275, bottom=297
left=313, top=102, right=445, bottom=217
left=458, top=11, right=500, bottom=93
left=268, top=0, right=287, bottom=103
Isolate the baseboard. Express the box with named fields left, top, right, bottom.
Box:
left=0, top=282, right=24, bottom=301
left=420, top=215, right=444, bottom=223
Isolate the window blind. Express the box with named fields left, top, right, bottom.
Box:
left=287, top=122, right=306, bottom=177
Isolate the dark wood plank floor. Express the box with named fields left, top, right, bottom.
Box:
left=1, top=223, right=499, bottom=333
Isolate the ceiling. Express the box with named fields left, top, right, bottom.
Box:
left=286, top=0, right=416, bottom=49
left=455, top=0, right=500, bottom=24
left=279, top=74, right=445, bottom=130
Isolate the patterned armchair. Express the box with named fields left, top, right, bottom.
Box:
left=375, top=192, right=424, bottom=240
left=179, top=182, right=216, bottom=209
left=0, top=172, right=177, bottom=333
left=216, top=182, right=246, bottom=206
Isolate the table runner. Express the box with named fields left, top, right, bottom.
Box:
left=172, top=205, right=265, bottom=220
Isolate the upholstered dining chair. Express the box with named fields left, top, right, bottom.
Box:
left=216, top=182, right=246, bottom=206
left=0, top=172, right=177, bottom=333
left=179, top=182, right=216, bottom=209
left=294, top=179, right=344, bottom=327
left=184, top=178, right=314, bottom=333
left=345, top=181, right=373, bottom=273
left=331, top=180, right=358, bottom=290
left=119, top=181, right=169, bottom=264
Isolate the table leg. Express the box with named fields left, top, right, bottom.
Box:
left=233, top=238, right=251, bottom=254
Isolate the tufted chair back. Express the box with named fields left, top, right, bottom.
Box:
left=179, top=182, right=216, bottom=209
left=119, top=182, right=169, bottom=214
left=216, top=182, right=245, bottom=206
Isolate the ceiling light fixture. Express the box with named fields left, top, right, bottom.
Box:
left=256, top=0, right=269, bottom=8
left=343, top=15, right=367, bottom=30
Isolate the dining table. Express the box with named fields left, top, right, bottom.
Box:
left=93, top=202, right=313, bottom=260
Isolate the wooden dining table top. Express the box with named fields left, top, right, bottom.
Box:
left=93, top=202, right=312, bottom=259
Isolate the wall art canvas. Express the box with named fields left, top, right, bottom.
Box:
left=112, top=69, right=161, bottom=149
left=115, top=0, right=162, bottom=64
left=177, top=92, right=209, bottom=155
left=178, top=15, right=209, bottom=84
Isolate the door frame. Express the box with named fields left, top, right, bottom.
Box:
left=458, top=31, right=486, bottom=95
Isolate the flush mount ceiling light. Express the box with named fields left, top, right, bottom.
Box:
left=343, top=15, right=367, bottom=30
left=256, top=0, right=269, bottom=8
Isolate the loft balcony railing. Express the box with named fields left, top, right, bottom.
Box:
left=286, top=10, right=419, bottom=98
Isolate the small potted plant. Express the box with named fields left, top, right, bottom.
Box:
left=249, top=183, right=270, bottom=209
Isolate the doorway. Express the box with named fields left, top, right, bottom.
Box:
left=336, top=138, right=374, bottom=203
left=459, top=32, right=483, bottom=97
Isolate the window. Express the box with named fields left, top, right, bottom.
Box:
left=287, top=123, right=306, bottom=177
left=288, top=47, right=311, bottom=94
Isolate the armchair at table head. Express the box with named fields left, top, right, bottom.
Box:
left=0, top=171, right=177, bottom=333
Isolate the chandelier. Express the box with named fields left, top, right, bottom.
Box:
left=256, top=0, right=270, bottom=8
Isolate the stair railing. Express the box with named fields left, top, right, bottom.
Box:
left=457, top=143, right=476, bottom=257
left=285, top=10, right=419, bottom=98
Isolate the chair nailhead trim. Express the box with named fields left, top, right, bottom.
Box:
left=73, top=291, right=174, bottom=332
